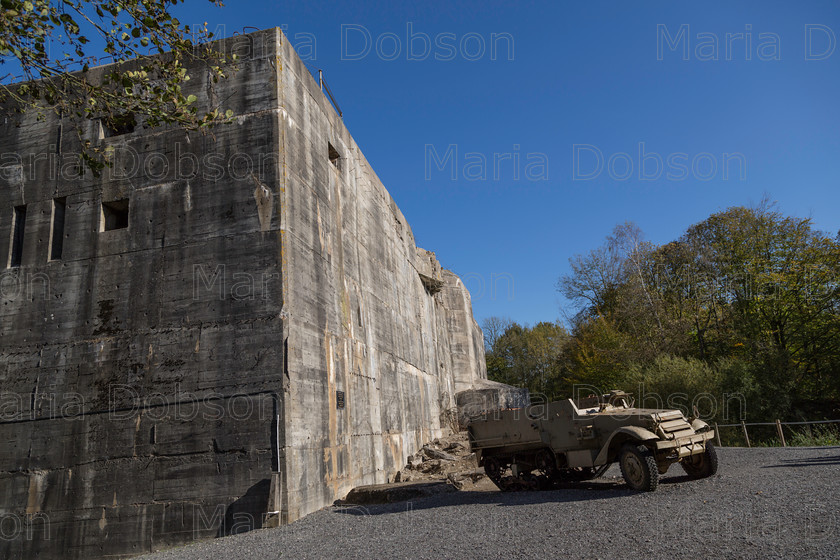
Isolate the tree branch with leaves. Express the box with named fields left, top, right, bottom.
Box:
left=1, top=0, right=235, bottom=171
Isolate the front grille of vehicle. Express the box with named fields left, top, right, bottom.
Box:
left=656, top=416, right=695, bottom=440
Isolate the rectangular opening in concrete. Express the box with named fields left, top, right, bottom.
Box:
left=100, top=113, right=137, bottom=137
left=8, top=205, right=26, bottom=268
left=101, top=199, right=129, bottom=231
left=328, top=142, right=341, bottom=169
left=49, top=197, right=66, bottom=261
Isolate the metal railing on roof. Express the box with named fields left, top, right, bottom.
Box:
left=318, top=69, right=343, bottom=118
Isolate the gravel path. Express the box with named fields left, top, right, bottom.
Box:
left=141, top=447, right=840, bottom=560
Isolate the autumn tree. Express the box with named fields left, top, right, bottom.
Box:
left=484, top=320, right=570, bottom=397
left=481, top=316, right=513, bottom=352
left=1, top=0, right=233, bottom=169
left=679, top=203, right=840, bottom=401
left=557, top=201, right=840, bottom=420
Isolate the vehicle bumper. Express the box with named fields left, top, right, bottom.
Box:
left=654, top=430, right=714, bottom=458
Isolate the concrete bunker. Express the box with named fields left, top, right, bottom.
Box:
left=0, top=28, right=501, bottom=559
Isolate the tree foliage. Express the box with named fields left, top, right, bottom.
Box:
left=487, top=202, right=840, bottom=424
left=1, top=0, right=233, bottom=169
left=563, top=203, right=840, bottom=420
left=483, top=318, right=570, bottom=397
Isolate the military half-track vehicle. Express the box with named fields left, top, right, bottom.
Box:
left=467, top=390, right=717, bottom=491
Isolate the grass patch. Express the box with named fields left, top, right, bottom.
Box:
left=787, top=425, right=840, bottom=447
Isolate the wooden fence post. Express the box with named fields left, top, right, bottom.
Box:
left=714, top=423, right=722, bottom=447
left=776, top=419, right=787, bottom=447
left=741, top=421, right=751, bottom=447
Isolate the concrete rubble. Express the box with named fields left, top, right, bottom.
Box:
left=341, top=431, right=498, bottom=505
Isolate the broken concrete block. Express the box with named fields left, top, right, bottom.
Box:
left=423, top=446, right=457, bottom=462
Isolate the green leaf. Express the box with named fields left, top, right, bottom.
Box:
left=186, top=94, right=197, bottom=104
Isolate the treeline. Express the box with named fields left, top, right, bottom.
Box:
left=484, top=202, right=840, bottom=424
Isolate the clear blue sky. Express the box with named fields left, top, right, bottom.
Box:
left=183, top=0, right=839, bottom=328
left=27, top=1, right=840, bottom=327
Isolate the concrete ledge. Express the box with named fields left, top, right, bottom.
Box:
left=341, top=481, right=457, bottom=505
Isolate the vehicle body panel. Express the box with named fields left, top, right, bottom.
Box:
left=467, top=390, right=716, bottom=491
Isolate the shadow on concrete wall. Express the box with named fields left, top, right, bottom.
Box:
left=217, top=478, right=271, bottom=537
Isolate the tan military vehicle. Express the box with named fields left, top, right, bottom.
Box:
left=467, top=390, right=717, bottom=491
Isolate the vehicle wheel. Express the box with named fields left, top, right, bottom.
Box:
left=534, top=449, right=556, bottom=477
left=681, top=444, right=718, bottom=479
left=619, top=444, right=659, bottom=491
left=483, top=457, right=505, bottom=489
left=533, top=450, right=557, bottom=489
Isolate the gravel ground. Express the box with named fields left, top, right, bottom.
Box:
left=141, top=447, right=840, bottom=560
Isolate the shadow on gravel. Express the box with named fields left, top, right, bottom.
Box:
left=333, top=474, right=694, bottom=517
left=761, top=453, right=840, bottom=468
left=659, top=473, right=697, bottom=485
left=333, top=490, right=611, bottom=517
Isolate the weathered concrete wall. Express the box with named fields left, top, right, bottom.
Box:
left=275, top=34, right=486, bottom=521
left=0, top=28, right=487, bottom=558
left=0, top=30, right=287, bottom=559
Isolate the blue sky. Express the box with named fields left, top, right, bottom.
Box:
left=14, top=0, right=840, bottom=327
left=189, top=0, right=840, bottom=327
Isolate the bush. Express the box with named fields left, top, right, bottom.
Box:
left=787, top=424, right=840, bottom=447
left=623, top=355, right=721, bottom=418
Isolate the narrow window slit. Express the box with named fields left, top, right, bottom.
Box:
left=9, top=205, right=26, bottom=268
left=49, top=197, right=66, bottom=261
